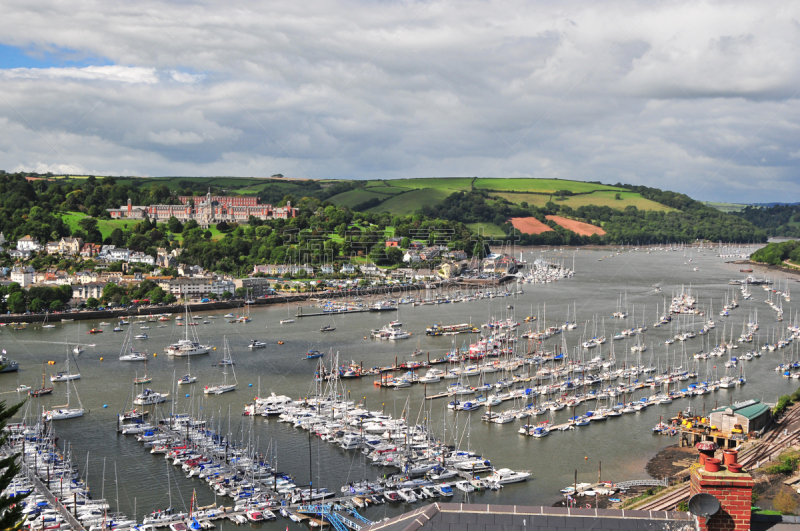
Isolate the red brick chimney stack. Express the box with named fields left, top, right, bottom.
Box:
left=690, top=446, right=752, bottom=531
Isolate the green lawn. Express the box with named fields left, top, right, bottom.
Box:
left=62, top=212, right=134, bottom=239
left=62, top=212, right=229, bottom=241
left=474, top=178, right=624, bottom=193
left=495, top=190, right=675, bottom=212
left=366, top=188, right=452, bottom=215
left=466, top=222, right=506, bottom=237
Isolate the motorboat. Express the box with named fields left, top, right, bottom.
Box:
left=490, top=468, right=531, bottom=484
left=134, top=333, right=148, bottom=340
left=133, top=388, right=169, bottom=405
left=247, top=340, right=267, bottom=349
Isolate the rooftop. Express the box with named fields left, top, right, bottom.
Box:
left=362, top=503, right=694, bottom=531
left=711, top=399, right=771, bottom=420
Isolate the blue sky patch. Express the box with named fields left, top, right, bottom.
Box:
left=0, top=43, right=112, bottom=69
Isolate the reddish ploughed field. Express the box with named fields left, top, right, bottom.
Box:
left=546, top=215, right=606, bottom=236
left=510, top=217, right=553, bottom=234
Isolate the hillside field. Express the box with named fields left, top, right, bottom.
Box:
left=495, top=190, right=674, bottom=212
left=366, top=188, right=452, bottom=215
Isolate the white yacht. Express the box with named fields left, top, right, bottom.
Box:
left=205, top=337, right=237, bottom=395
left=166, top=305, right=211, bottom=356
left=247, top=340, right=267, bottom=349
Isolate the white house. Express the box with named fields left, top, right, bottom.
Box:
left=340, top=264, right=357, bottom=274
left=16, top=235, right=41, bottom=252
left=129, top=252, right=155, bottom=266
left=9, top=250, right=31, bottom=260
left=108, top=248, right=131, bottom=262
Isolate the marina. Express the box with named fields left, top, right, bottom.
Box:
left=4, top=244, right=799, bottom=529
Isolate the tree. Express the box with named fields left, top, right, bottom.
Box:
left=0, top=399, right=29, bottom=531
left=120, top=296, right=131, bottom=306
left=49, top=300, right=64, bottom=311
left=615, top=193, right=622, bottom=200
left=7, top=292, right=25, bottom=314
left=203, top=230, right=212, bottom=240
left=163, top=293, right=177, bottom=304
left=86, top=297, right=99, bottom=309
left=216, top=221, right=230, bottom=233
left=167, top=216, right=183, bottom=233
left=234, top=287, right=247, bottom=298
left=774, top=487, right=798, bottom=515
left=221, top=291, right=232, bottom=299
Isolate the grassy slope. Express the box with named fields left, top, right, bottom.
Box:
left=466, top=222, right=506, bottom=237
left=366, top=188, right=452, bottom=216
left=328, top=189, right=389, bottom=208
left=376, top=178, right=475, bottom=192
left=62, top=212, right=228, bottom=241
left=473, top=178, right=624, bottom=193
left=495, top=190, right=675, bottom=212
left=62, top=212, right=134, bottom=239
left=705, top=201, right=748, bottom=213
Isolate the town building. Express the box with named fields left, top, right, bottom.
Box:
left=708, top=399, right=772, bottom=435
left=72, top=282, right=107, bottom=300
left=10, top=266, right=34, bottom=287
left=234, top=277, right=274, bottom=298
left=156, top=277, right=235, bottom=297
left=385, top=237, right=402, bottom=247
left=106, top=191, right=298, bottom=226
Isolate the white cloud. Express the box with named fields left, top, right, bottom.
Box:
left=0, top=0, right=800, bottom=201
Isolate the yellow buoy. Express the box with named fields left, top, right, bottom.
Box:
left=153, top=353, right=157, bottom=357
left=100, top=357, right=104, bottom=361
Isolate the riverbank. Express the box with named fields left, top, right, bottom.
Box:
left=736, top=259, right=800, bottom=278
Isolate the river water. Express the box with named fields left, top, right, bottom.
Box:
left=3, top=245, right=796, bottom=527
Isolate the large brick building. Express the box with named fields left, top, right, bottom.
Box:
left=107, top=191, right=297, bottom=226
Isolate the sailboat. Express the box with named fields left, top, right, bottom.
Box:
left=165, top=304, right=211, bottom=356
left=280, top=305, right=295, bottom=324
left=50, top=350, right=81, bottom=382
left=177, top=354, right=196, bottom=385
left=204, top=337, right=237, bottom=394
left=43, top=375, right=84, bottom=421
left=41, top=313, right=56, bottom=329
left=73, top=344, right=85, bottom=355
left=30, top=363, right=54, bottom=397
left=119, top=326, right=147, bottom=362
left=134, top=356, right=152, bottom=384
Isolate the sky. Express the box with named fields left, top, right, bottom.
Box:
left=0, top=0, right=799, bottom=203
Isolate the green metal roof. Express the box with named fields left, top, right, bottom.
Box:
left=711, top=399, right=770, bottom=420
